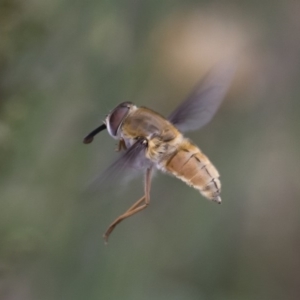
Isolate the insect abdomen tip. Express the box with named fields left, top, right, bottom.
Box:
left=213, top=196, right=222, bottom=204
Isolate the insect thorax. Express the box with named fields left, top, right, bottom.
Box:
left=146, top=132, right=183, bottom=164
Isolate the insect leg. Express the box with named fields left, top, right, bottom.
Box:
left=103, top=167, right=152, bottom=243
left=115, top=139, right=127, bottom=152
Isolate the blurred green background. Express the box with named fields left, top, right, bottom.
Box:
left=1, top=0, right=300, bottom=299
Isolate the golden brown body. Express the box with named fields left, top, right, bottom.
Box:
left=120, top=106, right=221, bottom=203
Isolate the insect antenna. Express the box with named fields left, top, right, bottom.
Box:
left=83, top=124, right=107, bottom=144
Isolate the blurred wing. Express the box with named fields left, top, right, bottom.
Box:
left=168, top=62, right=236, bottom=132
left=88, top=138, right=152, bottom=191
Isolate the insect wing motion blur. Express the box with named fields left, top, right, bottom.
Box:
left=84, top=62, right=235, bottom=242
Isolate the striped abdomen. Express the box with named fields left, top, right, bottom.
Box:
left=163, top=140, right=221, bottom=203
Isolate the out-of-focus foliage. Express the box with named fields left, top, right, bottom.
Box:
left=0, top=0, right=300, bottom=299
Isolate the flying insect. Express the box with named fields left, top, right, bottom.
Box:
left=84, top=63, right=235, bottom=243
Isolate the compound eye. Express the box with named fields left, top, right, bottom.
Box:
left=108, top=103, right=131, bottom=136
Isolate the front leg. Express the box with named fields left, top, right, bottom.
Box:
left=115, top=139, right=127, bottom=152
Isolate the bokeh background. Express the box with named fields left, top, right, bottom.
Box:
left=1, top=0, right=300, bottom=299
